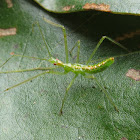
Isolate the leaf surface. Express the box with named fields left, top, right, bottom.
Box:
left=0, top=0, right=140, bottom=139
left=34, top=0, right=140, bottom=15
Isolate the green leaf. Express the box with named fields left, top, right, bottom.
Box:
left=0, top=0, right=140, bottom=139
left=34, top=0, right=140, bottom=15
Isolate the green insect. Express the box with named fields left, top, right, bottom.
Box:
left=0, top=17, right=129, bottom=115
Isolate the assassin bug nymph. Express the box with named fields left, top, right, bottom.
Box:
left=0, top=17, right=129, bottom=115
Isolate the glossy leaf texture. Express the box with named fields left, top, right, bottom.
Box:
left=0, top=0, right=140, bottom=140
left=34, top=0, right=140, bottom=15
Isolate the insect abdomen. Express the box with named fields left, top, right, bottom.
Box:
left=85, top=57, right=114, bottom=74
left=69, top=57, right=114, bottom=74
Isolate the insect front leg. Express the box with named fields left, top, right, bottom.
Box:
left=4, top=71, right=51, bottom=92
left=3, top=70, right=67, bottom=92
left=0, top=53, right=51, bottom=70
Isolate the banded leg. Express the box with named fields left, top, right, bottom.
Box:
left=86, top=36, right=130, bottom=64
left=69, top=40, right=80, bottom=63
left=43, top=17, right=69, bottom=63
left=59, top=74, right=78, bottom=115
left=85, top=74, right=119, bottom=112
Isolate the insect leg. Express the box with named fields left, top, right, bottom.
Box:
left=69, top=40, right=80, bottom=63
left=4, top=70, right=67, bottom=92
left=59, top=74, right=78, bottom=115
left=4, top=71, right=51, bottom=92
left=32, top=21, right=51, bottom=57
left=0, top=55, right=14, bottom=68
left=43, top=17, right=69, bottom=63
left=85, top=74, right=119, bottom=112
left=0, top=53, right=52, bottom=72
left=0, top=67, right=56, bottom=74
left=86, top=36, right=130, bottom=64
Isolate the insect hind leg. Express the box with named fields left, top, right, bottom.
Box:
left=85, top=74, right=119, bottom=112
left=69, top=40, right=80, bottom=63
left=86, top=36, right=130, bottom=64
